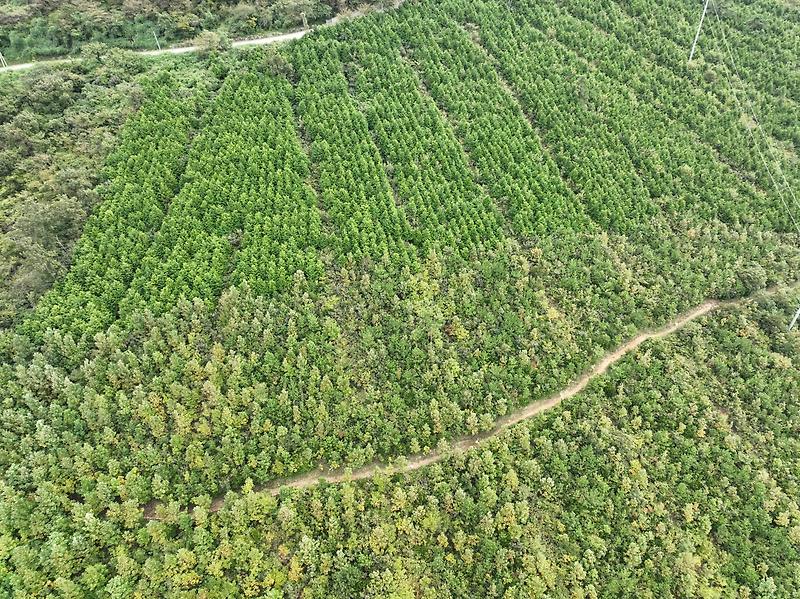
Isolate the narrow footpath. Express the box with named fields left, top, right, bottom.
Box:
left=144, top=282, right=799, bottom=520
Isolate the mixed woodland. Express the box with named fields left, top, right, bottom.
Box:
left=0, top=0, right=391, bottom=61
left=1, top=0, right=799, bottom=595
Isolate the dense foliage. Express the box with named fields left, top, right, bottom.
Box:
left=0, top=48, right=218, bottom=329
left=150, top=294, right=797, bottom=597
left=1, top=0, right=799, bottom=595
left=4, top=288, right=800, bottom=596
left=0, top=0, right=392, bottom=62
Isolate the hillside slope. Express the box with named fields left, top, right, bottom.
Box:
left=1, top=0, right=799, bottom=595
left=125, top=292, right=800, bottom=597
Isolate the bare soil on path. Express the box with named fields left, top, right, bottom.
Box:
left=0, top=28, right=315, bottom=74
left=143, top=282, right=799, bottom=520
left=0, top=0, right=407, bottom=74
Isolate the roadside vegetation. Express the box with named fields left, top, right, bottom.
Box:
left=0, top=0, right=393, bottom=62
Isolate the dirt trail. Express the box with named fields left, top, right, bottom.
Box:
left=1, top=26, right=324, bottom=74
left=0, top=0, right=407, bottom=74
left=142, top=282, right=798, bottom=520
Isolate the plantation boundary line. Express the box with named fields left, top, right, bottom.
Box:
left=341, top=59, right=413, bottom=235
left=494, top=6, right=795, bottom=216
left=542, top=17, right=783, bottom=206
left=396, top=46, right=603, bottom=333
left=565, top=0, right=798, bottom=167
left=399, top=50, right=581, bottom=334
left=398, top=50, right=511, bottom=224
left=143, top=281, right=799, bottom=520
left=628, top=0, right=800, bottom=114
left=451, top=22, right=644, bottom=281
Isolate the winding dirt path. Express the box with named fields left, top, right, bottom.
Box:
left=142, top=282, right=798, bottom=520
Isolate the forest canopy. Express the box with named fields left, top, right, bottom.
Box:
left=1, top=0, right=799, bottom=595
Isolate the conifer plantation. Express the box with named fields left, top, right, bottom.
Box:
left=1, top=0, right=799, bottom=595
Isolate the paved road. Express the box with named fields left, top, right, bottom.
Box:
left=140, top=27, right=314, bottom=56
left=1, top=58, right=71, bottom=72
left=0, top=25, right=324, bottom=74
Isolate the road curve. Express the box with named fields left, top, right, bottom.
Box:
left=142, top=281, right=799, bottom=520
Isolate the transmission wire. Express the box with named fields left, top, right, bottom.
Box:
left=710, top=0, right=800, bottom=214
left=705, top=14, right=800, bottom=235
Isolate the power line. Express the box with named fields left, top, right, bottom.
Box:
left=707, top=22, right=800, bottom=236
left=705, top=1, right=800, bottom=330
left=709, top=0, right=800, bottom=215
left=689, top=0, right=711, bottom=63
left=686, top=0, right=798, bottom=227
